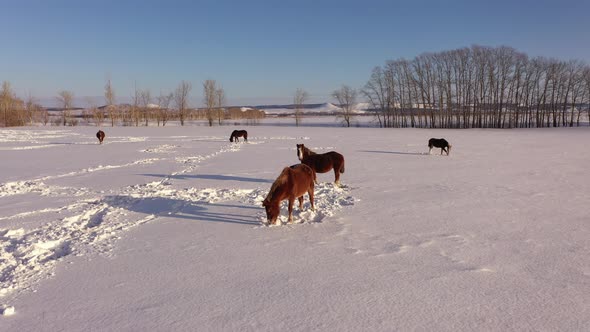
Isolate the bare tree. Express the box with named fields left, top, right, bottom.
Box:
left=85, top=97, right=103, bottom=126
left=332, top=85, right=357, bottom=127
left=24, top=94, right=45, bottom=126
left=140, top=89, right=152, bottom=126
left=203, top=79, right=217, bottom=126
left=216, top=86, right=226, bottom=125
left=585, top=68, right=590, bottom=125
left=363, top=45, right=590, bottom=128
left=175, top=81, right=192, bottom=126
left=40, top=106, right=49, bottom=126
left=156, top=92, right=173, bottom=126
left=131, top=84, right=141, bottom=126
left=56, top=90, right=74, bottom=126
left=25, top=92, right=37, bottom=125
left=362, top=66, right=395, bottom=128
left=293, top=88, right=308, bottom=126
left=104, top=78, right=116, bottom=126
left=1, top=81, right=14, bottom=127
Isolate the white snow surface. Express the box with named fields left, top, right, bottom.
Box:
left=0, top=124, right=589, bottom=331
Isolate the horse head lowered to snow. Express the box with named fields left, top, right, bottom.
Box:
left=96, top=130, right=105, bottom=144
left=262, top=164, right=316, bottom=225
left=428, top=138, right=452, bottom=155
left=229, top=130, right=248, bottom=142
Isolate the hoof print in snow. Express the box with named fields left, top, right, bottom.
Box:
left=1, top=306, right=15, bottom=316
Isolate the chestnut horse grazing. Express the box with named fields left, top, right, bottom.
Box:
left=96, top=130, right=105, bottom=144
left=262, top=164, right=316, bottom=225
left=229, top=130, right=248, bottom=142
left=296, top=144, right=345, bottom=185
left=428, top=138, right=452, bottom=155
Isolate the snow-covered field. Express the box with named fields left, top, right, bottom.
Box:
left=0, top=123, right=589, bottom=331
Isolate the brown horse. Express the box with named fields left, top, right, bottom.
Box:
left=96, top=130, right=105, bottom=144
left=262, top=164, right=316, bottom=225
left=230, top=130, right=248, bottom=142
left=296, top=144, right=345, bottom=185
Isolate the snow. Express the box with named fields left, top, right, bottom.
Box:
left=1, top=306, right=15, bottom=316
left=0, top=122, right=589, bottom=331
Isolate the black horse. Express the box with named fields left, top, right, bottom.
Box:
left=96, top=130, right=105, bottom=144
left=230, top=130, right=248, bottom=142
left=428, top=138, right=451, bottom=155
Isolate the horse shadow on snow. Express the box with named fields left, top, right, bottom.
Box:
left=104, top=195, right=261, bottom=226
left=358, top=150, right=426, bottom=156
left=140, top=173, right=273, bottom=183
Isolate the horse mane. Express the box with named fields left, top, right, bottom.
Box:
left=265, top=167, right=290, bottom=202
left=302, top=145, right=316, bottom=157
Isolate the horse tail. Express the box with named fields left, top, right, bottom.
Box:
left=340, top=158, right=345, bottom=173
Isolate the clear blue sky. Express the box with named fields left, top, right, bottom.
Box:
left=1, top=0, right=589, bottom=106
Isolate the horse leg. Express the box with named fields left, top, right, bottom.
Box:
left=308, top=187, right=315, bottom=211
left=334, top=167, right=341, bottom=187
left=429, top=147, right=432, bottom=154
left=288, top=198, right=294, bottom=223
left=298, top=196, right=303, bottom=210
left=305, top=162, right=318, bottom=184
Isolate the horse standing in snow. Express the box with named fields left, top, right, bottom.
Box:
left=96, top=130, right=105, bottom=144
left=229, top=130, right=248, bottom=142
left=262, top=164, right=316, bottom=225
left=296, top=144, right=345, bottom=186
left=428, top=138, right=452, bottom=155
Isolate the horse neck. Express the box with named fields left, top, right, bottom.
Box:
left=303, top=147, right=316, bottom=158
left=266, top=169, right=290, bottom=202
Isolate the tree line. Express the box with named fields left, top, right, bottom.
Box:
left=362, top=45, right=590, bottom=128
left=1, top=81, right=48, bottom=127
left=0, top=79, right=265, bottom=127
left=3, top=45, right=590, bottom=128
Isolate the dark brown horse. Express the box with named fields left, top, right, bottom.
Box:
left=262, top=164, right=316, bottom=225
left=428, top=138, right=452, bottom=155
left=296, top=144, right=345, bottom=185
left=96, top=130, right=105, bottom=144
left=229, top=130, right=248, bottom=142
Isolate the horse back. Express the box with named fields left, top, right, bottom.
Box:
left=303, top=151, right=343, bottom=173
left=428, top=138, right=448, bottom=148
left=288, top=164, right=315, bottom=195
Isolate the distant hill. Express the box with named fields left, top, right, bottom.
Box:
left=250, top=102, right=371, bottom=115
